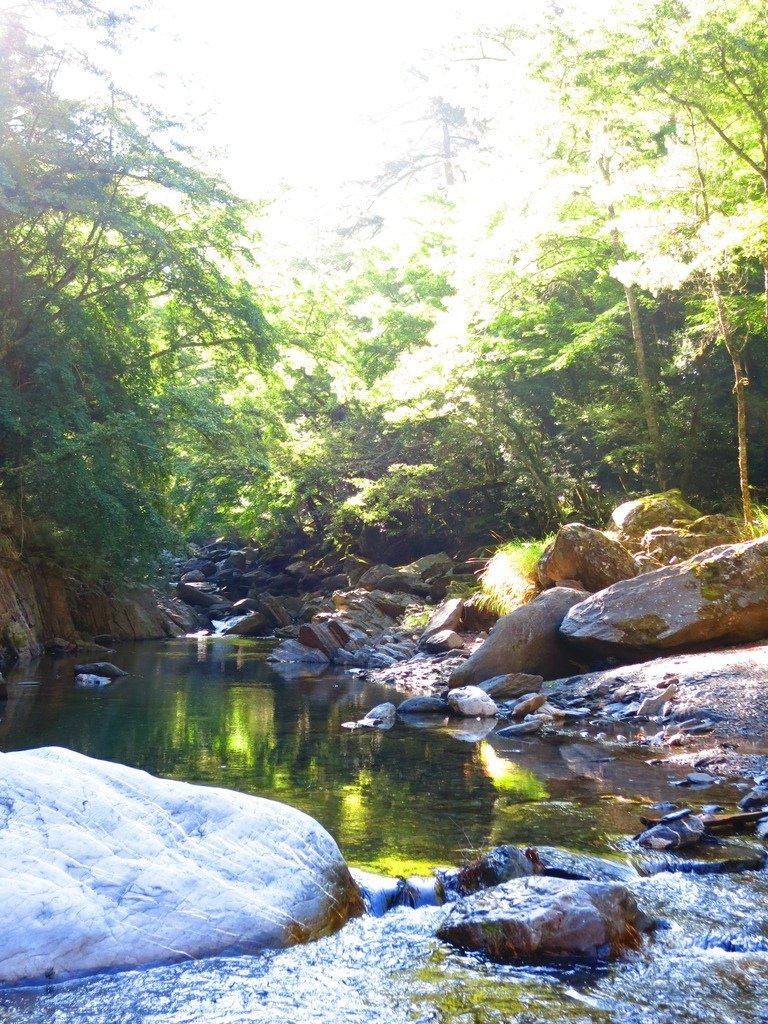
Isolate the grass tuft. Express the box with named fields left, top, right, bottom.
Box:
left=475, top=536, right=553, bottom=616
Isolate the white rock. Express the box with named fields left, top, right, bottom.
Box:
left=0, top=747, right=361, bottom=985
left=447, top=685, right=498, bottom=718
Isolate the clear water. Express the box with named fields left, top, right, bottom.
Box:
left=1, top=638, right=767, bottom=1023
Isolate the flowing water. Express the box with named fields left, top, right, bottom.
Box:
left=1, top=638, right=767, bottom=1023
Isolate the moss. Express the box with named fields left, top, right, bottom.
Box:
left=4, top=624, right=28, bottom=653
left=617, top=613, right=668, bottom=645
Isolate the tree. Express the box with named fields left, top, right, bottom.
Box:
left=0, top=6, right=271, bottom=574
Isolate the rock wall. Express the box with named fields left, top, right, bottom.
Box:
left=0, top=556, right=192, bottom=667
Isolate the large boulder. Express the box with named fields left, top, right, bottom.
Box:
left=436, top=876, right=647, bottom=963
left=610, top=489, right=700, bottom=551
left=0, top=747, right=362, bottom=985
left=560, top=536, right=768, bottom=655
left=537, top=523, right=637, bottom=592
left=448, top=588, right=585, bottom=688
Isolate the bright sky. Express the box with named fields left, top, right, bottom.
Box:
left=4, top=0, right=609, bottom=257
left=109, top=0, right=566, bottom=196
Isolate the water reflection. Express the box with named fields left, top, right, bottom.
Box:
left=0, top=638, right=741, bottom=875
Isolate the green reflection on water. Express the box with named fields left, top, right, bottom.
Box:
left=0, top=638, right=697, bottom=872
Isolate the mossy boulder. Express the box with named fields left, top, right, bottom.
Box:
left=537, top=523, right=637, bottom=592
left=559, top=535, right=768, bottom=654
left=611, top=490, right=701, bottom=551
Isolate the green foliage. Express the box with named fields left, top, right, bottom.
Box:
left=0, top=7, right=271, bottom=576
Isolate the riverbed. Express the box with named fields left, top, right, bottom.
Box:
left=1, top=638, right=767, bottom=1022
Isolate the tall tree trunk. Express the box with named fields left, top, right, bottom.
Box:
left=622, top=279, right=668, bottom=490
left=711, top=279, right=753, bottom=527
left=598, top=156, right=667, bottom=489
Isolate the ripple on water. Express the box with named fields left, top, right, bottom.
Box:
left=2, top=873, right=768, bottom=1024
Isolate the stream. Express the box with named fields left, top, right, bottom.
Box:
left=1, top=638, right=767, bottom=1023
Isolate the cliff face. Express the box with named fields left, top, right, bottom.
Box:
left=0, top=558, right=196, bottom=667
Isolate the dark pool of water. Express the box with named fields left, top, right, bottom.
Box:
left=1, top=638, right=767, bottom=1023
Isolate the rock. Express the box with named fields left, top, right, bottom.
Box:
left=449, top=588, right=584, bottom=687
left=255, top=594, right=293, bottom=628
left=318, top=573, right=349, bottom=594
left=285, top=559, right=312, bottom=579
left=396, top=695, right=450, bottom=715
left=376, top=573, right=430, bottom=597
left=738, top=785, right=768, bottom=811
left=180, top=570, right=207, bottom=583
left=400, top=552, right=454, bottom=583
left=496, top=714, right=550, bottom=736
left=267, top=640, right=330, bottom=665
left=74, top=673, right=111, bottom=688
left=687, top=514, right=742, bottom=544
left=422, top=629, right=464, bottom=654
left=632, top=843, right=766, bottom=876
left=447, top=685, right=499, bottom=717
left=610, top=489, right=701, bottom=550
left=507, top=692, right=547, bottom=719
left=436, top=845, right=533, bottom=901
left=224, top=611, right=269, bottom=637
left=298, top=622, right=344, bottom=658
left=73, top=661, right=128, bottom=678
left=637, top=813, right=706, bottom=849
left=635, top=683, right=678, bottom=718
left=360, top=702, right=396, bottom=728
left=421, top=598, right=465, bottom=642
left=639, top=527, right=711, bottom=565
left=477, top=672, right=543, bottom=699
left=176, top=581, right=233, bottom=611
left=436, top=876, right=647, bottom=963
left=537, top=523, right=637, bottom=592
left=534, top=848, right=638, bottom=884
left=366, top=589, right=415, bottom=619
left=356, top=564, right=414, bottom=592
left=633, top=553, right=664, bottom=574
left=0, top=747, right=362, bottom=984
left=331, top=590, right=395, bottom=635
left=559, top=536, right=768, bottom=655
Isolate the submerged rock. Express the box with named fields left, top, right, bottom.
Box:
left=436, top=876, right=648, bottom=963
left=631, top=842, right=766, bottom=876
left=73, top=661, right=128, bottom=678
left=0, top=747, right=362, bottom=985
left=74, top=673, right=111, bottom=688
